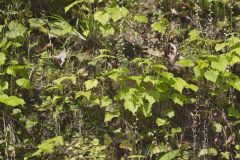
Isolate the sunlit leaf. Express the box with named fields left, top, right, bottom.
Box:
left=16, top=78, right=33, bottom=89
left=204, top=70, right=219, bottom=82
left=156, top=118, right=167, bottom=126
left=160, top=150, right=181, bottom=160
left=0, top=52, right=6, bottom=65
left=85, top=79, right=98, bottom=90
left=0, top=94, right=25, bottom=107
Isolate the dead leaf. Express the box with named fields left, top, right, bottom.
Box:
left=53, top=50, right=67, bottom=67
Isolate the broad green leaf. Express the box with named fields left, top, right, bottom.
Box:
left=172, top=78, right=187, bottom=93
left=204, top=70, right=219, bottom=82
left=211, top=56, right=228, bottom=72
left=156, top=118, right=167, bottom=126
left=85, top=79, right=98, bottom=90
left=104, top=112, right=120, bottom=122
left=106, top=6, right=129, bottom=22
left=124, top=98, right=138, bottom=115
left=5, top=21, right=26, bottom=39
left=134, top=15, right=148, bottom=23
left=28, top=18, right=49, bottom=34
left=186, top=84, right=199, bottom=92
left=100, top=26, right=115, bottom=37
left=171, top=93, right=185, bottom=106
left=215, top=42, right=227, bottom=51
left=16, top=78, right=33, bottom=89
left=176, top=59, right=194, bottom=67
left=198, top=148, right=217, bottom=157
left=188, top=29, right=200, bottom=41
left=151, top=18, right=168, bottom=33
left=49, top=20, right=72, bottom=38
left=160, top=150, right=181, bottom=160
left=130, top=76, right=142, bottom=86
left=0, top=81, right=8, bottom=91
left=94, top=11, right=110, bottom=25
left=75, top=91, right=91, bottom=100
left=0, top=52, right=6, bottom=65
left=227, top=107, right=240, bottom=119
left=53, top=75, right=76, bottom=86
left=0, top=94, right=25, bottom=107
left=171, top=127, right=182, bottom=136
left=33, top=136, right=64, bottom=156
left=101, top=96, right=112, bottom=107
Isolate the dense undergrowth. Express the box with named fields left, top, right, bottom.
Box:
left=1, top=0, right=240, bottom=159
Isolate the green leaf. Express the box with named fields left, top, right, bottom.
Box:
left=227, top=107, right=240, bottom=119
left=204, top=70, right=219, bottom=82
left=151, top=18, right=168, bottom=33
left=85, top=79, right=98, bottom=90
left=171, top=93, right=185, bottom=106
left=94, top=11, right=110, bottom=25
left=65, top=0, right=94, bottom=13
left=129, top=76, right=142, bottom=86
left=186, top=84, right=199, bottom=92
left=124, top=98, right=138, bottom=115
left=53, top=75, right=77, bottom=86
left=214, top=123, right=222, bottom=132
left=198, top=148, right=217, bottom=157
left=100, top=26, right=115, bottom=37
left=104, top=112, right=120, bottom=122
left=134, top=15, right=148, bottom=23
left=156, top=118, right=167, bottom=126
left=176, top=59, right=194, bottom=67
left=49, top=20, right=72, bottom=38
left=101, top=96, right=112, bottom=108
left=0, top=52, right=6, bottom=65
left=75, top=91, right=91, bottom=100
left=28, top=18, right=49, bottom=34
left=221, top=151, right=230, bottom=159
left=5, top=21, right=26, bottom=39
left=0, top=94, right=25, bottom=107
left=172, top=78, right=187, bottom=93
left=160, top=150, right=181, bottom=160
left=215, top=42, right=227, bottom=51
left=16, top=78, right=33, bottom=89
left=188, top=29, right=201, bottom=41
left=12, top=108, right=21, bottom=115
left=106, top=6, right=129, bottom=22
left=33, top=136, right=64, bottom=156
left=211, top=56, right=228, bottom=72
left=0, top=81, right=8, bottom=91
